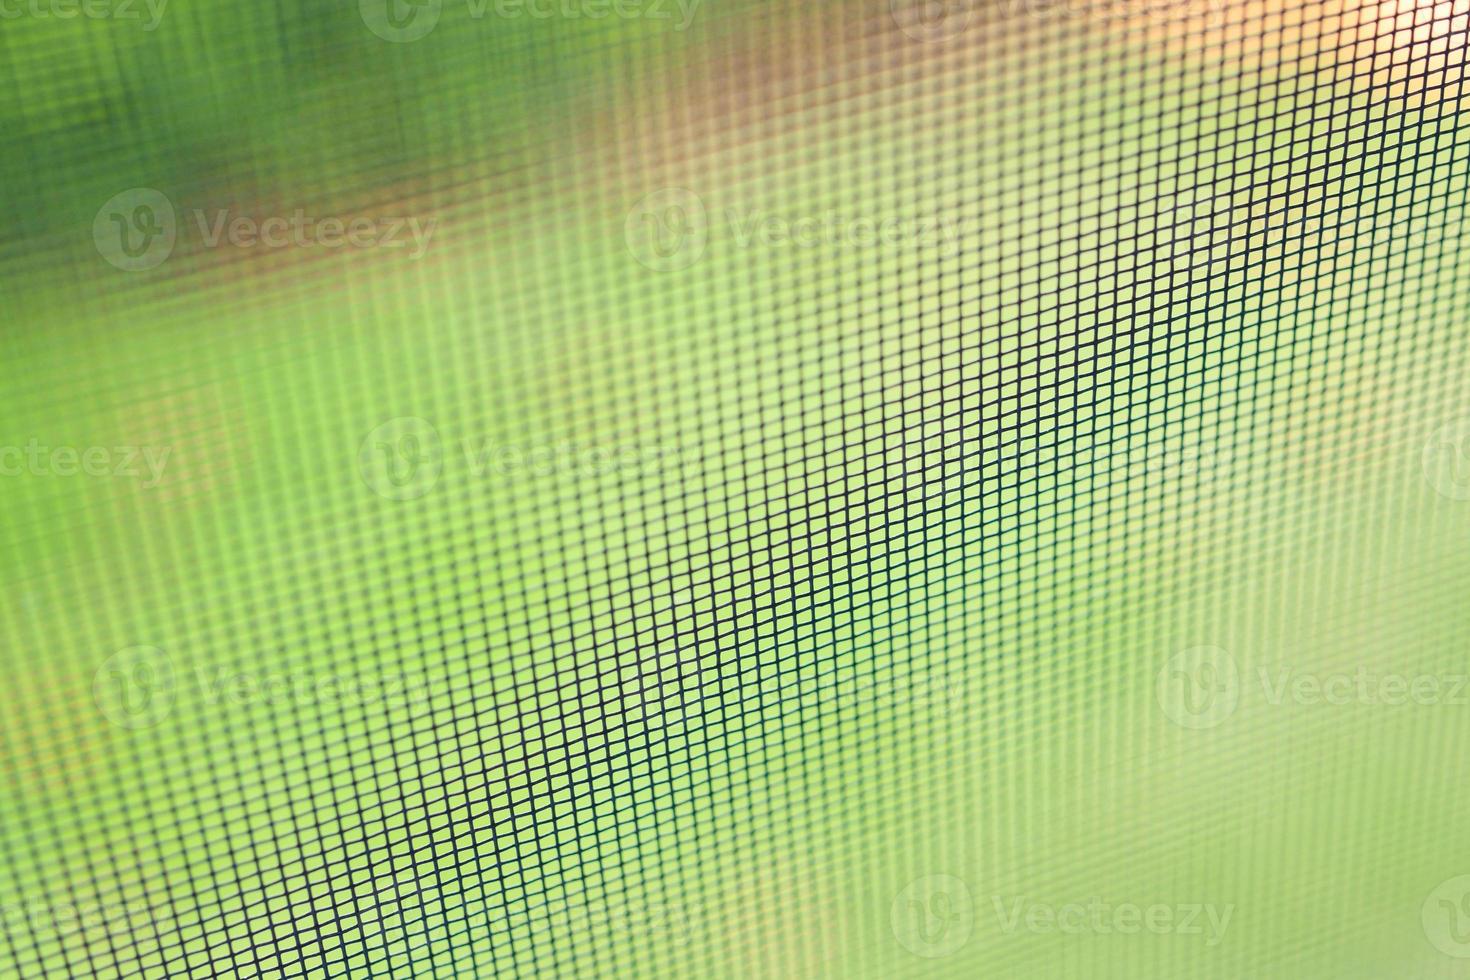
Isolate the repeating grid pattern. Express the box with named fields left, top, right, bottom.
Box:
left=3, top=0, right=1470, bottom=976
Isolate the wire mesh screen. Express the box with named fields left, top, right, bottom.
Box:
left=2, top=0, right=1470, bottom=976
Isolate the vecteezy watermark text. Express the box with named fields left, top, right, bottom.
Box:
left=460, top=437, right=681, bottom=479
left=94, top=646, right=433, bottom=729
left=1158, top=647, right=1470, bottom=729
left=0, top=900, right=173, bottom=943
left=192, top=209, right=435, bottom=258
left=359, top=0, right=700, bottom=42
left=93, top=188, right=436, bottom=272
left=0, top=440, right=170, bottom=488
left=891, top=875, right=1233, bottom=958
left=991, top=897, right=1234, bottom=945
left=0, top=0, right=166, bottom=29
left=492, top=898, right=698, bottom=944
left=1001, top=0, right=1222, bottom=23
left=359, top=417, right=684, bottom=501
left=890, top=0, right=1220, bottom=43
left=625, top=188, right=959, bottom=271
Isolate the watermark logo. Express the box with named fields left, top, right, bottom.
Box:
left=360, top=0, right=441, bottom=41
left=93, top=646, right=176, bottom=730
left=891, top=874, right=973, bottom=958
left=359, top=417, right=444, bottom=501
left=1423, top=875, right=1470, bottom=958
left=0, top=0, right=168, bottom=29
left=891, top=0, right=974, bottom=41
left=992, top=898, right=1233, bottom=945
left=625, top=188, right=708, bottom=272
left=1157, top=646, right=1239, bottom=730
left=93, top=188, right=176, bottom=272
left=1423, top=421, right=1470, bottom=500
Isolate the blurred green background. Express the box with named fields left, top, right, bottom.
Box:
left=4, top=0, right=1470, bottom=976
